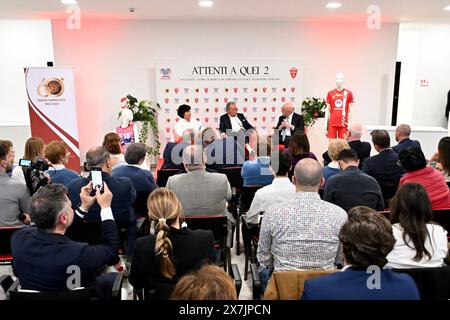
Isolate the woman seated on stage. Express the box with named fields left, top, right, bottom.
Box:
left=173, top=104, right=203, bottom=143
left=129, top=188, right=216, bottom=300
left=283, top=132, right=317, bottom=180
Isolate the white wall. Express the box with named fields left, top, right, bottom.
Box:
left=51, top=20, right=399, bottom=159
left=0, top=20, right=54, bottom=157
left=397, top=23, right=450, bottom=128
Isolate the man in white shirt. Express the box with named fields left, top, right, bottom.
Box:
left=274, top=103, right=305, bottom=147
left=244, top=151, right=295, bottom=224
left=219, top=102, right=254, bottom=141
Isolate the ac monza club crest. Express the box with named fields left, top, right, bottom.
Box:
left=290, top=67, right=298, bottom=79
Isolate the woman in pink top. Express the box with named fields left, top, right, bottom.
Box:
left=398, top=147, right=450, bottom=210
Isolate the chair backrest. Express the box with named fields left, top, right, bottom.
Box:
left=184, top=215, right=227, bottom=248
left=133, top=190, right=150, bottom=218
left=392, top=266, right=450, bottom=300
left=263, top=269, right=339, bottom=300
left=156, top=169, right=180, bottom=187
left=218, top=167, right=243, bottom=190
left=240, top=186, right=263, bottom=213
left=433, top=209, right=450, bottom=241
left=0, top=227, right=22, bottom=265
left=380, top=183, right=399, bottom=208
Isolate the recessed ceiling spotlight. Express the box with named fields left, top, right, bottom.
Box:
left=61, top=0, right=78, bottom=4
left=325, top=2, right=342, bottom=9
left=129, top=7, right=136, bottom=13
left=199, top=0, right=214, bottom=8
left=444, top=5, right=450, bottom=11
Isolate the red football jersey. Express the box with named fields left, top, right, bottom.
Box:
left=326, top=88, right=354, bottom=127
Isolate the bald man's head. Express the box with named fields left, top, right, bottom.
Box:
left=294, top=158, right=323, bottom=190
left=395, top=124, right=411, bottom=142
left=347, top=123, right=363, bottom=141
left=281, top=103, right=294, bottom=117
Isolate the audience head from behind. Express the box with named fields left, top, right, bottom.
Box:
left=29, top=184, right=73, bottom=232
left=147, top=188, right=183, bottom=279
left=389, top=183, right=434, bottom=262
left=398, top=147, right=426, bottom=173
left=44, top=140, right=70, bottom=166
left=86, top=146, right=112, bottom=174
left=183, top=144, right=205, bottom=172
left=340, top=206, right=395, bottom=268
left=370, top=129, right=390, bottom=152
left=177, top=104, right=192, bottom=121
left=293, top=158, right=323, bottom=192
left=0, top=140, right=15, bottom=173
left=395, top=124, right=412, bottom=143
left=181, top=128, right=197, bottom=145
left=271, top=150, right=291, bottom=177
left=327, top=139, right=350, bottom=162
left=346, top=123, right=363, bottom=142
left=437, top=136, right=450, bottom=173
left=337, top=148, right=359, bottom=171
left=201, top=127, right=218, bottom=146
left=124, top=142, right=147, bottom=166
left=171, top=264, right=237, bottom=300
left=23, top=137, right=45, bottom=161
left=102, top=132, right=121, bottom=156
left=288, top=132, right=310, bottom=157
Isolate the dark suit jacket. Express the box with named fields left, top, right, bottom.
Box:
left=129, top=227, right=216, bottom=300
left=219, top=113, right=254, bottom=135
left=302, top=267, right=420, bottom=300
left=275, top=112, right=305, bottom=142
left=323, top=166, right=385, bottom=212
left=11, top=218, right=119, bottom=292
left=322, top=140, right=371, bottom=169
left=392, top=138, right=422, bottom=154
left=112, top=165, right=158, bottom=217
left=205, top=137, right=246, bottom=171
left=161, top=141, right=189, bottom=170
left=68, top=172, right=137, bottom=224
left=361, top=148, right=405, bottom=191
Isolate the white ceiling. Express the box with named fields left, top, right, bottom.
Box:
left=1, top=0, right=450, bottom=23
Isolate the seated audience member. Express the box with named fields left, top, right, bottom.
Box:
left=112, top=143, right=158, bottom=217
left=322, top=139, right=350, bottom=182
left=398, top=147, right=450, bottom=210
left=241, top=135, right=274, bottom=186
left=386, top=183, right=448, bottom=269
left=44, top=140, right=79, bottom=187
left=392, top=124, right=421, bottom=154
left=170, top=264, right=237, bottom=300
left=0, top=140, right=15, bottom=176
left=12, top=137, right=45, bottom=185
left=11, top=183, right=120, bottom=299
left=257, top=159, right=347, bottom=290
left=324, top=149, right=384, bottom=212
left=173, top=104, right=203, bottom=142
left=0, top=141, right=31, bottom=227
left=129, top=188, right=216, bottom=300
left=161, top=129, right=194, bottom=171
left=102, top=132, right=125, bottom=169
left=202, top=127, right=245, bottom=171
left=323, top=123, right=371, bottom=168
left=362, top=129, right=405, bottom=201
left=244, top=151, right=295, bottom=224
left=429, top=136, right=450, bottom=182
left=284, top=132, right=317, bottom=179
left=302, top=206, right=420, bottom=300
left=68, top=146, right=137, bottom=255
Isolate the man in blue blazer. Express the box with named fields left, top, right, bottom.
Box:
left=12, top=183, right=120, bottom=299
left=112, top=143, right=158, bottom=217
left=392, top=124, right=421, bottom=154
left=302, top=206, right=420, bottom=300
left=68, top=146, right=136, bottom=255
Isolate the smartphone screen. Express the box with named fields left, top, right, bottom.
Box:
left=91, top=169, right=103, bottom=192
left=19, top=159, right=32, bottom=167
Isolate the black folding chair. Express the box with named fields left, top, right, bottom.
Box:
left=241, top=217, right=261, bottom=281
left=156, top=169, right=180, bottom=187
left=0, top=227, right=22, bottom=266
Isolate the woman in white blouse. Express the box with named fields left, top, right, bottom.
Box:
left=386, top=183, right=448, bottom=269
left=173, top=104, right=203, bottom=142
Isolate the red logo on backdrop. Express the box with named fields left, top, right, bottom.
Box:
left=194, top=98, right=199, bottom=103
left=290, top=67, right=298, bottom=79
left=204, top=117, right=209, bottom=123
left=243, top=107, right=248, bottom=112
left=204, top=88, right=208, bottom=93
left=271, top=106, right=276, bottom=112
left=224, top=97, right=228, bottom=103
left=262, top=116, right=266, bottom=122
left=164, top=98, right=169, bottom=104
left=281, top=97, right=286, bottom=102
left=262, top=87, right=267, bottom=93
left=174, top=88, right=179, bottom=94
left=165, top=128, right=170, bottom=133
left=233, top=88, right=238, bottom=93
left=253, top=97, right=257, bottom=103
left=214, top=107, right=219, bottom=113
left=291, top=87, right=296, bottom=92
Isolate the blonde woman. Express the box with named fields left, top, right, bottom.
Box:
left=129, top=188, right=216, bottom=300
left=12, top=137, right=45, bottom=184
left=322, top=139, right=350, bottom=182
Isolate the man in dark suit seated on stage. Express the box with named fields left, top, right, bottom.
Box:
left=112, top=142, right=158, bottom=218
left=302, top=206, right=420, bottom=300
left=275, top=102, right=305, bottom=147
left=11, top=183, right=120, bottom=299
left=362, top=129, right=405, bottom=202
left=322, top=123, right=371, bottom=169
left=68, top=146, right=137, bottom=256
left=392, top=124, right=421, bottom=154
left=219, top=102, right=254, bottom=144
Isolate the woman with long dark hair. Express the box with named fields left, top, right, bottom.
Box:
left=386, top=183, right=448, bottom=269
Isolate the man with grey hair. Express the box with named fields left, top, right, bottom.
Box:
left=68, top=146, right=137, bottom=255
left=322, top=123, right=371, bottom=168
left=392, top=124, right=421, bottom=154
left=257, top=158, right=347, bottom=292
left=219, top=102, right=254, bottom=140
left=275, top=102, right=305, bottom=147
left=112, top=143, right=157, bottom=217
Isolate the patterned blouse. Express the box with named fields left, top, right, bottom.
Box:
left=429, top=161, right=450, bottom=182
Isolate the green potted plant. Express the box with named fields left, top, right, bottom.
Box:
left=301, top=97, right=327, bottom=127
